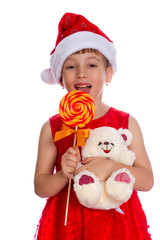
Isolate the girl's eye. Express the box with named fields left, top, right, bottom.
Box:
left=89, top=64, right=97, bottom=68
left=66, top=65, right=75, bottom=69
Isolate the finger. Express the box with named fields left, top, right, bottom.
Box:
left=62, top=164, right=77, bottom=177
left=75, top=165, right=86, bottom=175
left=66, top=160, right=77, bottom=168
left=62, top=160, right=77, bottom=170
left=62, top=169, right=74, bottom=179
left=67, top=147, right=77, bottom=155
left=75, top=147, right=81, bottom=162
left=82, top=157, right=94, bottom=164
left=64, top=154, right=78, bottom=163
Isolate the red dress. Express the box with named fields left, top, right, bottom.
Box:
left=35, top=107, right=151, bottom=240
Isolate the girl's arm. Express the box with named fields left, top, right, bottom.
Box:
left=76, top=116, right=154, bottom=192
left=126, top=115, right=154, bottom=191
left=34, top=121, right=80, bottom=198
left=34, top=121, right=68, bottom=198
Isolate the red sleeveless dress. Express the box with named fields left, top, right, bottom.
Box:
left=35, top=107, right=151, bottom=240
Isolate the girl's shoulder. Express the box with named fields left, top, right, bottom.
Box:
left=104, top=107, right=130, bottom=129
left=108, top=107, right=130, bottom=120
left=49, top=114, right=62, bottom=139
left=88, top=107, right=130, bottom=130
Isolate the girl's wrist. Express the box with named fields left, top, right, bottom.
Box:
left=105, top=159, right=124, bottom=178
left=109, top=159, right=125, bottom=172
left=59, top=170, right=69, bottom=181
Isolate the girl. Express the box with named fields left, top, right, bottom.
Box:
left=34, top=12, right=153, bottom=239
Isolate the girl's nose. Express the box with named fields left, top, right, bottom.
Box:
left=76, top=67, right=87, bottom=78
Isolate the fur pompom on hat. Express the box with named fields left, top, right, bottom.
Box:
left=41, top=12, right=117, bottom=84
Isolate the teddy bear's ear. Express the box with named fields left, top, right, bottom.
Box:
left=118, top=128, right=133, bottom=146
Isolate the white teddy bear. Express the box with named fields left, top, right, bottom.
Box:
left=73, top=127, right=135, bottom=212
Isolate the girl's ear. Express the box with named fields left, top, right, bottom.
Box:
left=60, top=77, right=64, bottom=88
left=105, top=66, right=113, bottom=84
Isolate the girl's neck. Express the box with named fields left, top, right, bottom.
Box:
left=94, top=102, right=110, bottom=120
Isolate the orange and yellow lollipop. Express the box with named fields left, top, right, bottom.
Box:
left=59, top=90, right=96, bottom=128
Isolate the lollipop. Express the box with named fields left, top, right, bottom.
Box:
left=54, top=90, right=96, bottom=225
left=59, top=90, right=96, bottom=128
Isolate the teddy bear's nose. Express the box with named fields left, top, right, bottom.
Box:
left=104, top=142, right=109, bottom=145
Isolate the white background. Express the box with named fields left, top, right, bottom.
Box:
left=0, top=0, right=159, bottom=239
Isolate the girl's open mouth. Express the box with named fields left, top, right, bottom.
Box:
left=75, top=84, right=92, bottom=94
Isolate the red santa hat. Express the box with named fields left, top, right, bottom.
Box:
left=41, top=12, right=117, bottom=84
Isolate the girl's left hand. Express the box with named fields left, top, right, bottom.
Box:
left=75, top=157, right=116, bottom=181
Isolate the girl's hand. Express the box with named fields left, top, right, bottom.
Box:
left=61, top=146, right=81, bottom=179
left=75, top=157, right=116, bottom=181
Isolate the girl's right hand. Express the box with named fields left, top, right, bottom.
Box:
left=61, top=147, right=81, bottom=179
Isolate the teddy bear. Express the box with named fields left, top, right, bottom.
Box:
left=73, top=126, right=136, bottom=212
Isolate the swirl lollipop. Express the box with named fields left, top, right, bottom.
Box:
left=59, top=90, right=96, bottom=128
left=55, top=90, right=96, bottom=225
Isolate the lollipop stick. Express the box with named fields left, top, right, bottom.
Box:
left=64, top=175, right=72, bottom=225
left=64, top=126, right=78, bottom=226
left=73, top=126, right=78, bottom=147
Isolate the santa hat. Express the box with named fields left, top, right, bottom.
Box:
left=41, top=12, right=117, bottom=84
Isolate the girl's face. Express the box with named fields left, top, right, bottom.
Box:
left=62, top=51, right=113, bottom=104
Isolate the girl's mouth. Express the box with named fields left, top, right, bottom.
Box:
left=75, top=84, right=92, bottom=94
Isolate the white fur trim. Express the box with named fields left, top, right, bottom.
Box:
left=40, top=69, right=56, bottom=84
left=50, top=31, right=117, bottom=84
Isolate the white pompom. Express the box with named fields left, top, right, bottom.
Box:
left=40, top=69, right=57, bottom=84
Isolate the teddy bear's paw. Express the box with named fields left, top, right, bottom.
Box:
left=79, top=174, right=95, bottom=185
left=106, top=168, right=135, bottom=203
left=74, top=170, right=102, bottom=206
left=114, top=171, right=131, bottom=184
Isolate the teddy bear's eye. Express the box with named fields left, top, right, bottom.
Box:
left=111, top=143, right=114, bottom=146
left=98, top=142, right=102, bottom=146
